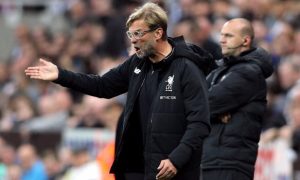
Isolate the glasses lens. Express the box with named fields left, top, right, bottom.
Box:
left=126, top=31, right=132, bottom=39
left=127, top=28, right=156, bottom=39
left=133, top=31, right=142, bottom=39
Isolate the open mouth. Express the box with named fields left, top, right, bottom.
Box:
left=134, top=47, right=141, bottom=52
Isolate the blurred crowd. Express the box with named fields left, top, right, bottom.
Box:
left=0, top=0, right=300, bottom=179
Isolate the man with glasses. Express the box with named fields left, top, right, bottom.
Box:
left=25, top=2, right=212, bottom=180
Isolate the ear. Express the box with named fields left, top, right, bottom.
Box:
left=154, top=28, right=163, bottom=40
left=243, top=36, right=251, bottom=46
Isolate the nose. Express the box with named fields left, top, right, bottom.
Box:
left=219, top=36, right=226, bottom=45
left=130, top=37, right=138, bottom=44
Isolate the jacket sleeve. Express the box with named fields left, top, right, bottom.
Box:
left=53, top=58, right=133, bottom=98
left=209, top=63, right=266, bottom=119
left=168, top=60, right=211, bottom=169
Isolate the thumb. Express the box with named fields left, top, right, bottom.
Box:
left=39, top=58, right=49, bottom=65
left=157, top=160, right=164, bottom=170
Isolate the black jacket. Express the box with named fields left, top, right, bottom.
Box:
left=202, top=47, right=273, bottom=178
left=54, top=37, right=211, bottom=180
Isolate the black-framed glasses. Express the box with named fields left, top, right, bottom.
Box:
left=126, top=26, right=159, bottom=40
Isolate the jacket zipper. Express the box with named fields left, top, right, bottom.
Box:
left=144, top=69, right=168, bottom=175
left=115, top=76, right=146, bottom=161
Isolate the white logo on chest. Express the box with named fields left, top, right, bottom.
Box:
left=165, top=75, right=174, bottom=92
left=134, top=67, right=141, bottom=74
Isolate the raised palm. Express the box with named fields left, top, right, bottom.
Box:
left=24, top=58, right=59, bottom=81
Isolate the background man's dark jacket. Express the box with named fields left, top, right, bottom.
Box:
left=54, top=37, right=211, bottom=180
left=201, top=47, right=273, bottom=178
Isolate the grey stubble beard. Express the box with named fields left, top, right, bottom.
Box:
left=136, top=41, right=156, bottom=59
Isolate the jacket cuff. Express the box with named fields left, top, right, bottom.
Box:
left=52, top=67, right=70, bottom=84
left=168, top=143, right=192, bottom=169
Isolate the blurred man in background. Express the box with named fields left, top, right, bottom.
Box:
left=18, top=144, right=48, bottom=180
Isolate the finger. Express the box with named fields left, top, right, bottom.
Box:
left=157, top=161, right=164, bottom=170
left=226, top=115, right=230, bottom=121
left=224, top=116, right=228, bottom=122
left=156, top=167, right=168, bottom=179
left=156, top=168, right=167, bottom=179
left=25, top=67, right=40, bottom=71
left=164, top=170, right=174, bottom=179
left=222, top=115, right=229, bottom=123
left=30, top=75, right=42, bottom=79
left=156, top=169, right=164, bottom=179
left=25, top=70, right=40, bottom=76
left=160, top=170, right=174, bottom=180
left=28, top=73, right=40, bottom=77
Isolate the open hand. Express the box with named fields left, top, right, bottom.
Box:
left=25, top=58, right=58, bottom=81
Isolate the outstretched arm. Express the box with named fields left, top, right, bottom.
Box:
left=24, top=58, right=58, bottom=81
left=25, top=57, right=132, bottom=98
